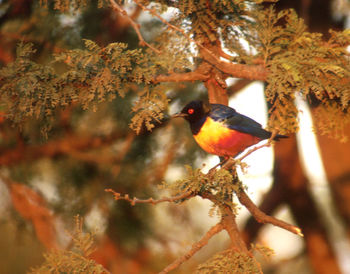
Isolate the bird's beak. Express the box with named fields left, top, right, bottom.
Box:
left=172, top=113, right=188, bottom=119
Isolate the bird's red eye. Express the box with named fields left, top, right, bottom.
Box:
left=188, top=108, right=194, bottom=114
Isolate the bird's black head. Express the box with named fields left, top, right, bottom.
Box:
left=173, top=100, right=210, bottom=128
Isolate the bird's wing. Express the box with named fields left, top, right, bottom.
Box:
left=210, top=104, right=271, bottom=139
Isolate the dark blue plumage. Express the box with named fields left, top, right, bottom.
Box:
left=209, top=104, right=284, bottom=140
left=173, top=100, right=287, bottom=157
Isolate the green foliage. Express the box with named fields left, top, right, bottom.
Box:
left=196, top=249, right=262, bottom=274
left=30, top=216, right=108, bottom=274
left=40, top=0, right=88, bottom=12
left=2, top=0, right=349, bottom=272
left=2, top=0, right=350, bottom=138
left=40, top=0, right=112, bottom=11
left=54, top=39, right=151, bottom=99
left=0, top=42, right=58, bottom=124
left=0, top=40, right=168, bottom=134
left=251, top=243, right=275, bottom=260
left=129, top=84, right=168, bottom=134
left=313, top=101, right=350, bottom=142
left=164, top=0, right=264, bottom=59
left=161, top=165, right=241, bottom=213
left=163, top=165, right=233, bottom=194
left=151, top=31, right=194, bottom=73
left=254, top=7, right=350, bottom=135
left=196, top=244, right=274, bottom=273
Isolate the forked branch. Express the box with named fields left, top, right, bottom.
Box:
left=106, top=131, right=302, bottom=273
left=133, top=0, right=268, bottom=81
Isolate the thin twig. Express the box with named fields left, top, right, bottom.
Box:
left=207, top=131, right=280, bottom=174
left=133, top=1, right=217, bottom=57
left=237, top=188, right=303, bottom=237
left=159, top=222, right=224, bottom=274
left=0, top=131, right=125, bottom=167
left=105, top=189, right=194, bottom=205
left=154, top=70, right=209, bottom=83
left=109, top=0, right=160, bottom=53
left=237, top=130, right=278, bottom=162
left=133, top=1, right=268, bottom=81
left=153, top=61, right=211, bottom=84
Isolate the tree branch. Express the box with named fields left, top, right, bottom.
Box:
left=109, top=0, right=160, bottom=53
left=105, top=189, right=194, bottom=206
left=201, top=51, right=268, bottom=81
left=242, top=179, right=285, bottom=244
left=236, top=188, right=303, bottom=237
left=153, top=62, right=212, bottom=84
left=227, top=79, right=253, bottom=96
left=208, top=131, right=279, bottom=174
left=237, top=130, right=277, bottom=162
left=0, top=131, right=125, bottom=166
left=159, top=222, right=224, bottom=274
left=130, top=0, right=268, bottom=85
left=135, top=0, right=268, bottom=82
left=200, top=191, right=250, bottom=252
left=220, top=205, right=250, bottom=252
left=154, top=70, right=209, bottom=83
left=68, top=132, right=135, bottom=167
left=133, top=0, right=221, bottom=63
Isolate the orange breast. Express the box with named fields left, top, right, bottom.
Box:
left=193, top=117, right=261, bottom=157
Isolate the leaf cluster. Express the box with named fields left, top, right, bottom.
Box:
left=129, top=84, right=169, bottom=134
left=196, top=249, right=262, bottom=274
left=29, top=216, right=108, bottom=274
left=157, top=0, right=273, bottom=63
left=2, top=0, right=350, bottom=139
left=313, top=100, right=350, bottom=142
left=0, top=43, right=58, bottom=124
left=161, top=165, right=242, bottom=213
left=251, top=243, right=275, bottom=261
left=142, top=1, right=350, bottom=138
left=254, top=7, right=350, bottom=135
left=0, top=39, right=168, bottom=134
left=163, top=165, right=233, bottom=193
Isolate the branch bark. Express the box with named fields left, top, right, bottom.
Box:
left=227, top=79, right=253, bottom=96
left=105, top=189, right=194, bottom=205
left=109, top=0, right=160, bottom=53
left=242, top=179, right=285, bottom=244
left=159, top=222, right=224, bottom=274
left=0, top=131, right=125, bottom=166
left=237, top=188, right=303, bottom=237
left=133, top=0, right=268, bottom=85
left=220, top=205, right=250, bottom=252
left=201, top=48, right=268, bottom=81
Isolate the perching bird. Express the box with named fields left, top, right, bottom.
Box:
left=173, top=100, right=287, bottom=158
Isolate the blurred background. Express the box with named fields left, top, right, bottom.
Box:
left=0, top=0, right=350, bottom=273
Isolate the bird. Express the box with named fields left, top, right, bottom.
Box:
left=173, top=100, right=287, bottom=158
